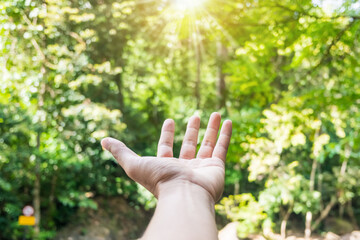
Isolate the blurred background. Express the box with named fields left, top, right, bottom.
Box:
left=1, top=0, right=360, bottom=239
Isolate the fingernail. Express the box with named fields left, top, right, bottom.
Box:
left=101, top=138, right=110, bottom=150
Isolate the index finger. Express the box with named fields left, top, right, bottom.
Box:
left=157, top=119, right=175, bottom=158
left=212, top=120, right=232, bottom=162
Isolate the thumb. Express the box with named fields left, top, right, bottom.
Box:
left=101, top=137, right=138, bottom=167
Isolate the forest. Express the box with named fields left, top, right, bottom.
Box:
left=0, top=0, right=360, bottom=239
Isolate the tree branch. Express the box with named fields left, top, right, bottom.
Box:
left=308, top=19, right=357, bottom=74
left=311, top=196, right=337, bottom=231
left=22, top=13, right=57, bottom=69
left=271, top=3, right=360, bottom=20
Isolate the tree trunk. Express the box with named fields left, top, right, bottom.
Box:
left=305, top=157, right=318, bottom=239
left=305, top=212, right=312, bottom=239
left=195, top=41, right=201, bottom=109
left=233, top=164, right=240, bottom=195
left=312, top=144, right=350, bottom=231
left=49, top=173, right=57, bottom=218
left=33, top=71, right=46, bottom=237
left=216, top=41, right=227, bottom=109
left=34, top=130, right=41, bottom=237
left=347, top=201, right=359, bottom=230
left=114, top=73, right=125, bottom=113
left=339, top=203, right=344, bottom=218
left=312, top=196, right=337, bottom=231
left=339, top=152, right=348, bottom=217
left=281, top=205, right=293, bottom=239
left=318, top=164, right=324, bottom=211
left=305, top=128, right=320, bottom=239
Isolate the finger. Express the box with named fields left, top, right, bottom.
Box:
left=197, top=112, right=221, bottom=159
left=157, top=119, right=175, bottom=157
left=101, top=137, right=138, bottom=168
left=179, top=115, right=200, bottom=159
left=212, top=120, right=232, bottom=162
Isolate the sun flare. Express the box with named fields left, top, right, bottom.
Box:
left=173, top=0, right=205, bottom=11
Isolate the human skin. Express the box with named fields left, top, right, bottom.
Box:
left=101, top=112, right=232, bottom=240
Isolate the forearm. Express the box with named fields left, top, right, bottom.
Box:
left=141, top=181, right=218, bottom=240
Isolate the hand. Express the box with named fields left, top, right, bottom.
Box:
left=101, top=112, right=232, bottom=203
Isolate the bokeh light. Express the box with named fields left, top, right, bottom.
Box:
left=172, top=0, right=205, bottom=11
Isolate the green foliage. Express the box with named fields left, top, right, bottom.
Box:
left=216, top=194, right=266, bottom=238
left=1, top=0, right=360, bottom=238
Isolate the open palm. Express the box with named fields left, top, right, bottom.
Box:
left=101, top=113, right=232, bottom=202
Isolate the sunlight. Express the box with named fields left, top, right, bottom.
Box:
left=173, top=0, right=205, bottom=11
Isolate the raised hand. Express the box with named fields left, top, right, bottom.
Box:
left=101, top=112, right=232, bottom=203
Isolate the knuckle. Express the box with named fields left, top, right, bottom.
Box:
left=160, top=140, right=173, bottom=148
left=202, top=140, right=215, bottom=148
left=183, top=140, right=197, bottom=148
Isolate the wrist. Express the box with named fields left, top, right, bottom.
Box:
left=142, top=180, right=218, bottom=240
left=157, top=180, right=216, bottom=207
